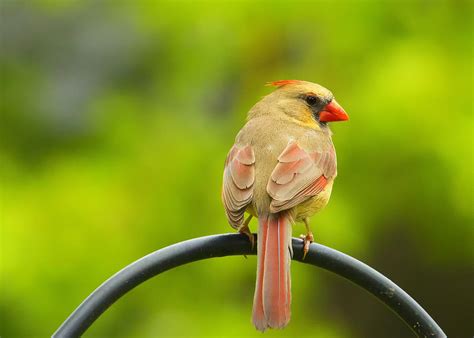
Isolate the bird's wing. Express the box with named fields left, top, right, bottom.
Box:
left=267, top=140, right=336, bottom=213
left=222, top=144, right=255, bottom=229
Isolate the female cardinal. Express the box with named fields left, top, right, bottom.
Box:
left=222, top=80, right=348, bottom=331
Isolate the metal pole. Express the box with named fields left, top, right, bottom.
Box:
left=53, top=234, right=445, bottom=337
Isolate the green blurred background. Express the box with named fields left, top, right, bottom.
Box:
left=1, top=0, right=472, bottom=337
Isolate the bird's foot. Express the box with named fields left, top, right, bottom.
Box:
left=239, top=224, right=255, bottom=250
left=299, top=231, right=314, bottom=260
left=238, top=215, right=255, bottom=250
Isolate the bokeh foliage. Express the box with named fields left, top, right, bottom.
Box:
left=0, top=0, right=472, bottom=337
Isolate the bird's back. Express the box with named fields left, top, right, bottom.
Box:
left=234, top=115, right=335, bottom=217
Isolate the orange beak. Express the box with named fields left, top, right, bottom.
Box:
left=319, top=99, right=349, bottom=122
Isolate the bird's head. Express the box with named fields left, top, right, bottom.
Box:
left=251, top=80, right=348, bottom=129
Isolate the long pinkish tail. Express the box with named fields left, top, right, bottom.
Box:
left=252, top=213, right=292, bottom=331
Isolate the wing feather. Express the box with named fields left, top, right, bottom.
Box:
left=267, top=141, right=336, bottom=213
left=222, top=145, right=255, bottom=229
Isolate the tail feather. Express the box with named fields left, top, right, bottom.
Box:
left=252, top=213, right=292, bottom=331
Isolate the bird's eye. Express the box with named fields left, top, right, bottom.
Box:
left=305, top=95, right=318, bottom=106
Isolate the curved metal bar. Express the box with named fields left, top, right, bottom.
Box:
left=53, top=234, right=446, bottom=337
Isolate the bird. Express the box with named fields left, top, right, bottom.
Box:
left=221, top=80, right=348, bottom=331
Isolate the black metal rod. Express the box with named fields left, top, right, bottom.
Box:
left=53, top=234, right=445, bottom=337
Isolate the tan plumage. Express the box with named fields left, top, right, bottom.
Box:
left=222, top=80, right=348, bottom=331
